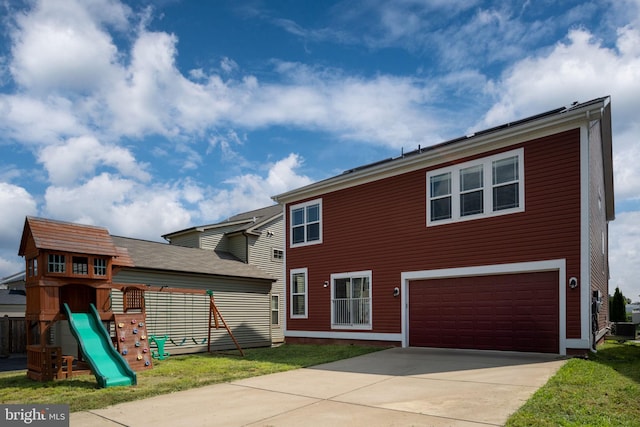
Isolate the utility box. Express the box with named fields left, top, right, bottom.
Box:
left=632, top=311, right=640, bottom=325
left=612, top=322, right=637, bottom=339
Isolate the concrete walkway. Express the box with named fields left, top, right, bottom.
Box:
left=71, top=347, right=565, bottom=427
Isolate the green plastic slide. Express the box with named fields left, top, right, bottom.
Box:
left=62, top=303, right=137, bottom=388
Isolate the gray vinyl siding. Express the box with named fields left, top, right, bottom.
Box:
left=200, top=230, right=228, bottom=252
left=228, top=235, right=247, bottom=262
left=167, top=233, right=200, bottom=248
left=248, top=217, right=285, bottom=343
left=112, top=269, right=272, bottom=354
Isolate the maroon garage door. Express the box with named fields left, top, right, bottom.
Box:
left=408, top=271, right=559, bottom=353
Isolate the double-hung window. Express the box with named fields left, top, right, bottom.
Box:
left=427, top=148, right=524, bottom=225
left=290, top=268, right=308, bottom=318
left=271, top=295, right=280, bottom=325
left=331, top=270, right=372, bottom=329
left=290, top=199, right=322, bottom=247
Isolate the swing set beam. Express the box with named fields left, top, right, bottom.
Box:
left=115, top=284, right=244, bottom=356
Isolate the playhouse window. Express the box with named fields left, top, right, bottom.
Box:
left=47, top=254, right=65, bottom=273
left=28, top=257, right=38, bottom=277
left=72, top=257, right=89, bottom=275
left=94, top=258, right=107, bottom=276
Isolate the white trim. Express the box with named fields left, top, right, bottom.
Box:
left=285, top=330, right=402, bottom=342
left=566, top=338, right=590, bottom=349
left=426, top=148, right=525, bottom=226
left=289, top=199, right=323, bottom=248
left=400, top=259, right=568, bottom=355
left=289, top=267, right=308, bottom=319
left=579, top=124, right=591, bottom=345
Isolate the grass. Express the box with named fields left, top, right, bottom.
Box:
left=0, top=344, right=382, bottom=412
left=506, top=341, right=640, bottom=426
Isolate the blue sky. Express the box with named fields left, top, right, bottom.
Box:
left=1, top=0, right=639, bottom=301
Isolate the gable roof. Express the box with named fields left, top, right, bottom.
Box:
left=273, top=96, right=614, bottom=222
left=111, top=236, right=275, bottom=282
left=162, top=204, right=282, bottom=240
left=18, top=216, right=118, bottom=257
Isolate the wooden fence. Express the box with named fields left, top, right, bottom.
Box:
left=0, top=316, right=27, bottom=355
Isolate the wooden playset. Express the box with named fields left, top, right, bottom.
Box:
left=18, top=217, right=242, bottom=388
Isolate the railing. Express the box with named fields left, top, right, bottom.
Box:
left=332, top=297, right=370, bottom=327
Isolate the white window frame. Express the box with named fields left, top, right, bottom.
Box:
left=427, top=148, right=524, bottom=226
left=290, top=268, right=308, bottom=319
left=330, top=270, right=372, bottom=330
left=271, top=294, right=280, bottom=326
left=289, top=199, right=323, bottom=248
left=271, top=248, right=284, bottom=262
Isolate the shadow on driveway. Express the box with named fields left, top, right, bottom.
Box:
left=308, top=346, right=565, bottom=377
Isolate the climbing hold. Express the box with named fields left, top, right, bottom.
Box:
left=135, top=341, right=140, bottom=347
left=118, top=322, right=124, bottom=328
left=139, top=322, right=144, bottom=327
left=122, top=349, right=128, bottom=355
left=145, top=360, right=150, bottom=366
left=141, top=335, right=146, bottom=340
left=137, top=354, right=143, bottom=360
left=143, top=348, right=148, bottom=353
left=131, top=319, right=137, bottom=324
left=120, top=336, right=126, bottom=342
left=133, top=328, right=138, bottom=334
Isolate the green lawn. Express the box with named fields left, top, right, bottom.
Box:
left=507, top=342, right=640, bottom=426
left=0, top=344, right=382, bottom=412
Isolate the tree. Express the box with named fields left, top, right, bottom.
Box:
left=610, top=287, right=627, bottom=322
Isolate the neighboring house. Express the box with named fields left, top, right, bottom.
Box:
left=0, top=271, right=26, bottom=292
left=0, top=289, right=26, bottom=318
left=273, top=96, right=614, bottom=356
left=162, top=205, right=285, bottom=343
left=110, top=236, right=276, bottom=354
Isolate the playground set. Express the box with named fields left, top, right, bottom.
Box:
left=18, top=217, right=242, bottom=388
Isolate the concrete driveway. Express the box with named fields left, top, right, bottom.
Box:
left=71, top=347, right=565, bottom=427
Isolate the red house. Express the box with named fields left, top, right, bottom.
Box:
left=273, top=96, right=614, bottom=355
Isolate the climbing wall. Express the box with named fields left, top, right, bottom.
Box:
left=113, top=313, right=153, bottom=371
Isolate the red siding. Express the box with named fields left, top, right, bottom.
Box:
left=286, top=129, right=582, bottom=337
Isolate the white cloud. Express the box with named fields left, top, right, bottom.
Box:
left=38, top=136, right=150, bottom=186
left=10, top=0, right=127, bottom=94
left=0, top=256, right=24, bottom=279
left=43, top=173, right=192, bottom=240
left=198, top=154, right=313, bottom=221
left=609, top=211, right=640, bottom=302
left=480, top=27, right=640, bottom=204
left=0, top=182, right=38, bottom=250
left=0, top=95, right=86, bottom=145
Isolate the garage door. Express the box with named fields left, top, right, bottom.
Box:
left=408, top=271, right=559, bottom=353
